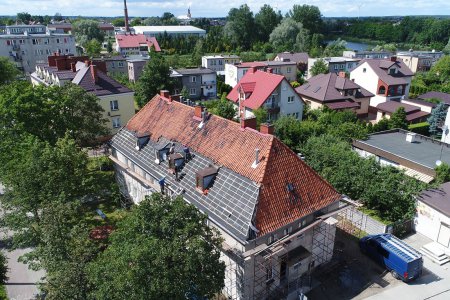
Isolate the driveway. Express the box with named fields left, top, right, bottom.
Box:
left=1, top=182, right=45, bottom=300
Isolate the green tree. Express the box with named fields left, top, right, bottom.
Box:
left=372, top=117, right=391, bottom=132
left=215, top=97, right=236, bottom=120
left=322, top=38, right=347, bottom=57
left=444, top=38, right=450, bottom=54
left=288, top=4, right=323, bottom=33
left=252, top=107, right=268, bottom=128
left=112, top=18, right=125, bottom=27
left=389, top=107, right=408, bottom=129
left=224, top=4, right=255, bottom=50
left=0, top=252, right=8, bottom=284
left=16, top=12, right=32, bottom=24
left=274, top=117, right=325, bottom=151
left=0, top=57, right=19, bottom=85
left=428, top=102, right=447, bottom=136
left=310, top=59, right=329, bottom=76
left=73, top=20, right=105, bottom=48
left=255, top=5, right=282, bottom=42
left=130, top=18, right=142, bottom=26
left=53, top=13, right=63, bottom=22
left=269, top=18, right=310, bottom=52
left=87, top=194, right=225, bottom=300
left=134, top=51, right=174, bottom=107
left=85, top=39, right=102, bottom=57
left=435, top=163, right=450, bottom=184
left=106, top=40, right=113, bottom=53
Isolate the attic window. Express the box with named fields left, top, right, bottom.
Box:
left=135, top=133, right=150, bottom=151
left=195, top=166, right=218, bottom=193
left=168, top=153, right=184, bottom=171
left=286, top=182, right=300, bottom=204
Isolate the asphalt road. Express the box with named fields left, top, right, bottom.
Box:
left=1, top=182, right=45, bottom=300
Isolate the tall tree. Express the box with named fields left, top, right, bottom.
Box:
left=16, top=12, right=32, bottom=24
left=224, top=4, right=255, bottom=50
left=269, top=18, right=310, bottom=52
left=135, top=50, right=174, bottom=107
left=389, top=107, right=408, bottom=130
left=428, top=102, right=448, bottom=136
left=73, top=20, right=105, bottom=48
left=0, top=57, right=19, bottom=85
left=322, top=38, right=347, bottom=57
left=87, top=194, right=225, bottom=300
left=255, top=5, right=282, bottom=42
left=310, top=59, right=329, bottom=76
left=288, top=4, right=323, bottom=33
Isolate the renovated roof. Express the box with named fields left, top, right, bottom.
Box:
left=418, top=91, right=450, bottom=105
left=276, top=52, right=309, bottom=64
left=354, top=129, right=450, bottom=170
left=227, top=70, right=285, bottom=109
left=111, top=95, right=341, bottom=240
left=116, top=34, right=161, bottom=51
left=418, top=182, right=450, bottom=217
left=295, top=73, right=374, bottom=103
left=355, top=59, right=414, bottom=85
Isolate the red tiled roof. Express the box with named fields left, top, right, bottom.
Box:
left=126, top=95, right=341, bottom=235
left=227, top=70, right=285, bottom=110
left=116, top=34, right=161, bottom=51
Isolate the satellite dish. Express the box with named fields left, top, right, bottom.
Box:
left=436, top=160, right=443, bottom=166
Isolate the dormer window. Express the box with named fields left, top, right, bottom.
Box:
left=195, top=166, right=218, bottom=193
left=389, top=68, right=396, bottom=75
left=168, top=153, right=184, bottom=172
left=135, top=133, right=150, bottom=151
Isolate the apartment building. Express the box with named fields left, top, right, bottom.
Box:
left=397, top=50, right=444, bottom=73
left=201, top=55, right=240, bottom=74
left=171, top=67, right=217, bottom=100
left=133, top=25, right=206, bottom=38
left=343, top=50, right=392, bottom=59
left=0, top=25, right=76, bottom=74
left=109, top=92, right=343, bottom=299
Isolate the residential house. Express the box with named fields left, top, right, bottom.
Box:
left=0, top=25, right=76, bottom=74
left=397, top=50, right=444, bottom=73
left=92, top=56, right=128, bottom=77
left=227, top=68, right=304, bottom=121
left=374, top=101, right=430, bottom=124
left=416, top=182, right=450, bottom=256
left=350, top=57, right=414, bottom=107
left=295, top=72, right=374, bottom=117
left=98, top=23, right=115, bottom=37
left=171, top=67, right=217, bottom=100
left=115, top=33, right=161, bottom=56
left=225, top=61, right=297, bottom=88
left=418, top=91, right=450, bottom=106
left=274, top=52, right=309, bottom=72
left=133, top=25, right=206, bottom=38
left=343, top=50, right=392, bottom=59
left=201, top=55, right=241, bottom=75
left=353, top=129, right=450, bottom=183
left=307, top=57, right=360, bottom=79
left=128, top=58, right=149, bottom=82
left=30, top=54, right=135, bottom=134
left=109, top=92, right=343, bottom=299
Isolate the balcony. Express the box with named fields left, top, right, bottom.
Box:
left=264, top=101, right=280, bottom=113
left=201, top=80, right=216, bottom=86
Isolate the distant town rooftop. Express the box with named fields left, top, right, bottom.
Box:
left=133, top=25, right=206, bottom=34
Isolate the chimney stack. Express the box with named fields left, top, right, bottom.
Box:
left=240, top=117, right=257, bottom=130
left=90, top=65, right=98, bottom=83
left=267, top=67, right=273, bottom=74
left=124, top=0, right=130, bottom=32
left=48, top=55, right=58, bottom=67
left=249, top=66, right=257, bottom=74
left=251, top=148, right=260, bottom=168
left=260, top=123, right=274, bottom=135
left=160, top=90, right=170, bottom=99
left=194, top=105, right=203, bottom=119
left=390, top=56, right=397, bottom=62
left=406, top=132, right=416, bottom=143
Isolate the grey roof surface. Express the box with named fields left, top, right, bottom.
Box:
left=111, top=128, right=260, bottom=242
left=402, top=98, right=437, bottom=108
left=355, top=59, right=414, bottom=85
left=276, top=52, right=309, bottom=64
left=376, top=101, right=421, bottom=114
left=356, top=130, right=450, bottom=170
left=175, top=68, right=215, bottom=75
left=419, top=182, right=450, bottom=217
left=418, top=91, right=450, bottom=105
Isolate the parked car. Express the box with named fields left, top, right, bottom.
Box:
left=359, top=233, right=423, bottom=282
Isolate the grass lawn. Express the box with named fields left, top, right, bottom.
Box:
left=359, top=207, right=391, bottom=225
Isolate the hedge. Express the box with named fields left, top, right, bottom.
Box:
left=408, top=122, right=430, bottom=136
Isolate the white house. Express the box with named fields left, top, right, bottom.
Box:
left=132, top=25, right=206, bottom=38
left=307, top=57, right=360, bottom=79
left=201, top=55, right=240, bottom=75
left=350, top=57, right=414, bottom=107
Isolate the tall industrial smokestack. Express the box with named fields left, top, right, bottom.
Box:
left=124, top=0, right=130, bottom=32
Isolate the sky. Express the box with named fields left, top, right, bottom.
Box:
left=0, top=0, right=449, bottom=18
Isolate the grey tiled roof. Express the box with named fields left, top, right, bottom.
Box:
left=418, top=91, right=450, bottom=105
left=111, top=128, right=260, bottom=242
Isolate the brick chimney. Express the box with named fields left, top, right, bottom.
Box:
left=267, top=67, right=273, bottom=74
left=85, top=60, right=90, bottom=67
left=241, top=117, right=257, bottom=130
left=70, top=62, right=76, bottom=72
left=48, top=55, right=58, bottom=67
left=160, top=90, right=170, bottom=99
left=90, top=65, right=98, bottom=83
left=248, top=66, right=257, bottom=74
left=338, top=71, right=347, bottom=78
left=194, top=105, right=203, bottom=120
left=390, top=56, right=397, bottom=62
left=260, top=123, right=274, bottom=135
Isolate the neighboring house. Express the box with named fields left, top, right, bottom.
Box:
left=418, top=91, right=450, bottom=106
left=0, top=25, right=76, bottom=74
left=47, top=23, right=73, bottom=34
left=92, top=56, right=128, bottom=77
left=115, top=33, right=161, bottom=56
left=307, top=57, right=360, bottom=79
left=397, top=50, right=444, bottom=73
left=98, top=23, right=115, bottom=37
left=343, top=50, right=392, bottom=59
left=132, top=25, right=206, bottom=37
left=30, top=54, right=135, bottom=134
left=353, top=129, right=450, bottom=183
left=109, top=92, right=343, bottom=299
left=274, top=52, right=309, bottom=72
left=416, top=182, right=450, bottom=255
left=400, top=98, right=437, bottom=113
left=171, top=67, right=217, bottom=100
left=227, top=68, right=304, bottom=121
left=295, top=72, right=374, bottom=116
left=201, top=55, right=241, bottom=75
left=375, top=101, right=430, bottom=124
left=350, top=57, right=414, bottom=107
left=128, top=58, right=149, bottom=82
left=441, top=108, right=450, bottom=144
left=225, top=61, right=297, bottom=87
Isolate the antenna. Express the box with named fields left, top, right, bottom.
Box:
left=357, top=2, right=363, bottom=20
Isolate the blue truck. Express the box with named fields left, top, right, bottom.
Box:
left=359, top=233, right=423, bottom=282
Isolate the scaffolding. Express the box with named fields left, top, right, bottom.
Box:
left=220, top=200, right=364, bottom=300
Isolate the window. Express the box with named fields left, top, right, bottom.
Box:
left=110, top=100, right=119, bottom=111
left=378, top=86, right=386, bottom=95
left=334, top=64, right=339, bottom=70
left=118, top=62, right=124, bottom=67
left=111, top=62, right=115, bottom=68
left=190, top=88, right=196, bottom=95
left=112, top=117, right=121, bottom=128
left=190, top=76, right=197, bottom=83
left=287, top=96, right=295, bottom=103
left=389, top=68, right=396, bottom=75
left=294, top=112, right=299, bottom=119
left=56, top=38, right=60, bottom=43
left=363, top=68, right=366, bottom=73
left=287, top=67, right=292, bottom=73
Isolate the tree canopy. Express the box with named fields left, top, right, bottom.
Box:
left=288, top=4, right=323, bottom=34
left=73, top=20, right=105, bottom=48
left=310, top=59, right=329, bottom=76
left=269, top=18, right=310, bottom=52
left=224, top=4, right=255, bottom=50
left=87, top=193, right=225, bottom=300
left=0, top=57, right=19, bottom=85
left=255, top=4, right=282, bottom=43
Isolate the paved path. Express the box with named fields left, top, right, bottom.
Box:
left=366, top=233, right=450, bottom=300
left=1, top=182, right=45, bottom=300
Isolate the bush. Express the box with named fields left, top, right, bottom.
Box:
left=0, top=252, right=8, bottom=284
left=408, top=122, right=430, bottom=136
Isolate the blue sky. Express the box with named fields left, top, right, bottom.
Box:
left=0, top=0, right=448, bottom=18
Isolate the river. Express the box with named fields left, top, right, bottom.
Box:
left=326, top=40, right=376, bottom=51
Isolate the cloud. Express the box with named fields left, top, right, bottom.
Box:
left=0, top=0, right=447, bottom=17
